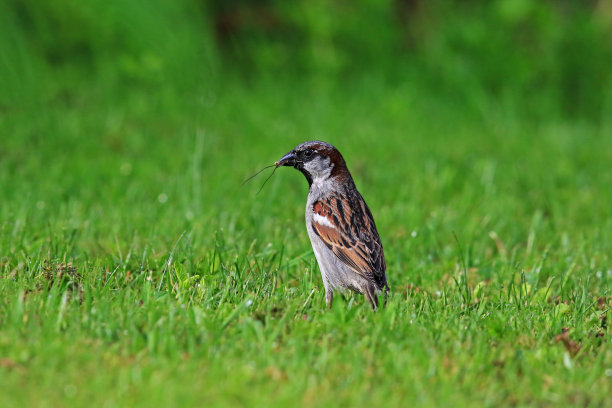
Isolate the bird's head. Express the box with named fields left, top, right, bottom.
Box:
left=275, top=141, right=352, bottom=186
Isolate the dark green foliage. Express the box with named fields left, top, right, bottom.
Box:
left=2, top=0, right=611, bottom=120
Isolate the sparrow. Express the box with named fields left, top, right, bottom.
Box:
left=275, top=141, right=388, bottom=309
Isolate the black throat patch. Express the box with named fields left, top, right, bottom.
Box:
left=295, top=162, right=313, bottom=186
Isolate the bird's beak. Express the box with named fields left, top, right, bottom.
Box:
left=275, top=151, right=297, bottom=167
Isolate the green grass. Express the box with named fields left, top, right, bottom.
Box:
left=1, top=75, right=611, bottom=407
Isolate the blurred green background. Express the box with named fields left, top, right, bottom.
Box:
left=2, top=0, right=611, bottom=119
left=2, top=0, right=611, bottom=248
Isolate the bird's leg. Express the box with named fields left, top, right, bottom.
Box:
left=383, top=284, right=390, bottom=307
left=364, top=284, right=378, bottom=310
left=325, top=290, right=333, bottom=309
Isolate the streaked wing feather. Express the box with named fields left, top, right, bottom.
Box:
left=311, top=192, right=385, bottom=286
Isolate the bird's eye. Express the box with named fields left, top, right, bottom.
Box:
left=304, top=149, right=314, bottom=158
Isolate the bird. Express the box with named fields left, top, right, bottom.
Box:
left=275, top=141, right=388, bottom=309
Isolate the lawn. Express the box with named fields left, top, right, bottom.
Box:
left=1, top=73, right=610, bottom=407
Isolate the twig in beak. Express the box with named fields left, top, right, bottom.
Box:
left=256, top=166, right=278, bottom=194
left=242, top=164, right=279, bottom=195
left=242, top=164, right=275, bottom=186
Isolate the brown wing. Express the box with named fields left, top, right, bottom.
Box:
left=311, top=191, right=386, bottom=288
